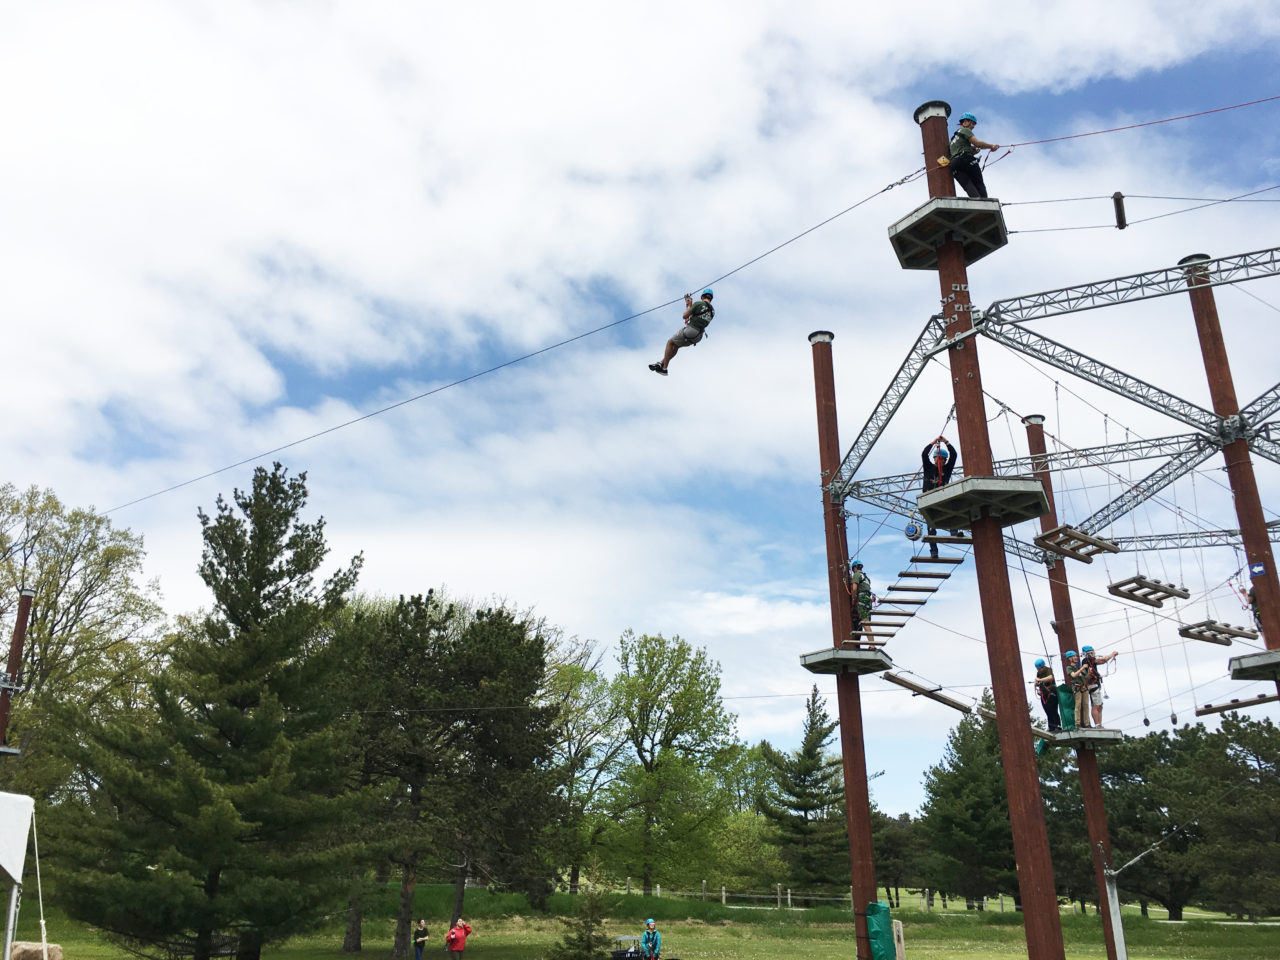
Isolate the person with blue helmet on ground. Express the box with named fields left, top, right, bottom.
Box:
left=1033, top=657, right=1061, bottom=732
left=948, top=112, right=999, bottom=199
left=640, top=919, right=661, bottom=959
left=650, top=288, right=714, bottom=376
left=1077, top=644, right=1118, bottom=726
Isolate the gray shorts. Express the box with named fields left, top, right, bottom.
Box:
left=1088, top=687, right=1103, bottom=707
left=671, top=324, right=704, bottom=347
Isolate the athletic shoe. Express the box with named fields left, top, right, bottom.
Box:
left=649, top=363, right=668, bottom=376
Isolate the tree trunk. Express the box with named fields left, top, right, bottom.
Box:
left=926, top=889, right=935, bottom=909
left=940, top=892, right=948, bottom=908
left=965, top=897, right=975, bottom=910
left=451, top=861, right=468, bottom=926
left=1167, top=903, right=1183, bottom=921
left=569, top=862, right=580, bottom=895
left=343, top=870, right=365, bottom=952
left=393, top=860, right=417, bottom=960
left=894, top=885, right=900, bottom=908
left=1139, top=900, right=1148, bottom=918
left=235, top=930, right=262, bottom=960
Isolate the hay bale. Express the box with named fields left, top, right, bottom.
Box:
left=10, top=943, right=63, bottom=960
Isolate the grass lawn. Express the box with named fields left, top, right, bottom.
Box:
left=16, top=906, right=1279, bottom=960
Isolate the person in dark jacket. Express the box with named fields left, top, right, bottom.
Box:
left=920, top=437, right=958, bottom=557
left=413, top=920, right=430, bottom=960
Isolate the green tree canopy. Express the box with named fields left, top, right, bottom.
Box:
left=48, top=464, right=362, bottom=960
left=757, top=686, right=848, bottom=892
left=600, top=631, right=736, bottom=894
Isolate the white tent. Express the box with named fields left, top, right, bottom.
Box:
left=0, top=792, right=34, bottom=887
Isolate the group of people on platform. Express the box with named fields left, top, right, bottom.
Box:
left=1033, top=646, right=1118, bottom=732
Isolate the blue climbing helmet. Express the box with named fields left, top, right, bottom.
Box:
left=959, top=112, right=977, bottom=124
left=646, top=919, right=655, bottom=926
left=702, top=288, right=714, bottom=299
left=1035, top=658, right=1046, bottom=668
left=1082, top=645, right=1094, bottom=654
left=1064, top=649, right=1077, bottom=659
left=851, top=559, right=864, bottom=568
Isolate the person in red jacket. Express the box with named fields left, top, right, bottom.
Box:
left=445, top=919, right=472, bottom=957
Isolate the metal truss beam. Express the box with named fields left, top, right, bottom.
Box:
left=983, top=246, right=1280, bottom=325
left=1248, top=435, right=1280, bottom=469
left=1077, top=439, right=1219, bottom=536
left=981, top=322, right=1219, bottom=435
left=831, top=315, right=947, bottom=500
left=1243, top=381, right=1280, bottom=426
left=993, top=433, right=1215, bottom=474
left=1109, top=520, right=1280, bottom=553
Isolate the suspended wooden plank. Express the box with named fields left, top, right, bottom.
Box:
left=921, top=534, right=970, bottom=544
left=885, top=585, right=939, bottom=593
left=1177, top=620, right=1258, bottom=645
left=1107, top=575, right=1190, bottom=608
left=881, top=672, right=974, bottom=714
left=909, top=555, right=964, bottom=565
left=1033, top=524, right=1120, bottom=563
left=1195, top=693, right=1280, bottom=717
left=898, top=570, right=951, bottom=579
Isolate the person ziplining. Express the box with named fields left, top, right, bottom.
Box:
left=650, top=288, right=714, bottom=376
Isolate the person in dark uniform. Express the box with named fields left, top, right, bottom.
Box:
left=949, top=112, right=1000, bottom=199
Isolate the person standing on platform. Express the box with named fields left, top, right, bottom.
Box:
left=921, top=436, right=959, bottom=558
left=1064, top=650, right=1091, bottom=728
left=948, top=112, right=1000, bottom=199
left=849, top=560, right=874, bottom=633
left=1033, top=658, right=1061, bottom=732
left=1078, top=645, right=1117, bottom=726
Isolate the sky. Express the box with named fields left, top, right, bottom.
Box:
left=2, top=1, right=1279, bottom=819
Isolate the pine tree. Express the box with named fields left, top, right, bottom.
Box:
left=757, top=685, right=848, bottom=892
left=49, top=464, right=363, bottom=960
left=542, top=863, right=613, bottom=960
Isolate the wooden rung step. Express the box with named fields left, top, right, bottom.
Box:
left=921, top=534, right=969, bottom=544
left=1033, top=524, right=1120, bottom=564
left=850, top=631, right=895, bottom=639
left=867, top=619, right=909, bottom=627
left=899, top=570, right=951, bottom=579
left=879, top=598, right=927, bottom=605
left=909, top=555, right=964, bottom=564
left=886, top=585, right=939, bottom=593
left=1177, top=620, right=1259, bottom=645
left=1107, top=575, right=1191, bottom=609
left=873, top=608, right=917, bottom=616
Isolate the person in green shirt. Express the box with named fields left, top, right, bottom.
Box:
left=1033, top=658, right=1061, bottom=732
left=650, top=288, right=714, bottom=376
left=849, top=560, right=874, bottom=631
left=949, top=112, right=1000, bottom=198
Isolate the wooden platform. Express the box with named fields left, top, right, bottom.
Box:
left=1177, top=620, right=1258, bottom=645
left=1229, top=649, right=1280, bottom=682
left=1107, top=575, right=1191, bottom=609
left=887, top=197, right=1008, bottom=271
left=800, top=647, right=893, bottom=677
left=917, top=476, right=1049, bottom=531
left=1033, top=524, right=1120, bottom=563
left=1050, top=727, right=1124, bottom=749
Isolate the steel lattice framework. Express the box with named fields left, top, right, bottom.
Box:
left=833, top=245, right=1280, bottom=566
left=983, top=246, right=1280, bottom=326
left=1111, top=520, right=1280, bottom=553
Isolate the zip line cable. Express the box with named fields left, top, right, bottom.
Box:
left=105, top=169, right=924, bottom=514
left=1003, top=94, right=1280, bottom=147
left=103, top=94, right=1280, bottom=513
left=1008, top=183, right=1280, bottom=233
